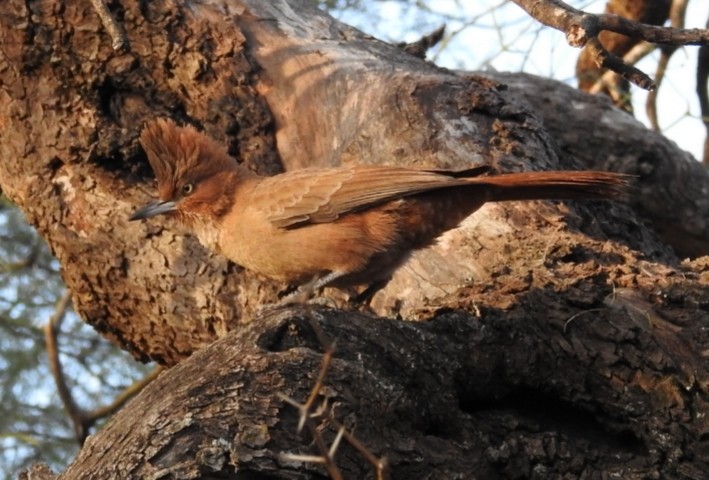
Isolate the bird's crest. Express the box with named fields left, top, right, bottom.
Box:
left=139, top=118, right=238, bottom=201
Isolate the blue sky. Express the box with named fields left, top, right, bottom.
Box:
left=334, top=0, right=708, bottom=161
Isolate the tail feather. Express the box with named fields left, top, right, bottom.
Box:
left=469, top=171, right=631, bottom=202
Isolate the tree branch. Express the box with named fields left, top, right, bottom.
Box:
left=646, top=0, right=689, bottom=130
left=87, top=0, right=128, bottom=51
left=59, top=300, right=709, bottom=478
left=45, top=291, right=161, bottom=444
left=513, top=0, right=709, bottom=89
left=85, top=366, right=163, bottom=421
left=697, top=16, right=709, bottom=165
left=44, top=292, right=87, bottom=443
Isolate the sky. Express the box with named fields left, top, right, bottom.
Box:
left=335, top=0, right=709, bottom=162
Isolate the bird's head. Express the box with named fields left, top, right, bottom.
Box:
left=130, top=118, right=252, bottom=224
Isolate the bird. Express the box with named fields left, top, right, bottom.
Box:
left=130, top=118, right=629, bottom=303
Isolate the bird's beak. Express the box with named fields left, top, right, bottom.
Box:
left=129, top=200, right=178, bottom=221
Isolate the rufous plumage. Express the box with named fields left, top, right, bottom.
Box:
left=130, top=119, right=629, bottom=301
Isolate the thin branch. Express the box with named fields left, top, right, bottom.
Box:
left=588, top=41, right=655, bottom=105
left=646, top=0, right=689, bottom=131
left=330, top=417, right=389, bottom=480
left=396, top=25, right=446, bottom=59
left=45, top=291, right=161, bottom=444
left=595, top=12, right=706, bottom=46
left=87, top=0, right=129, bottom=51
left=278, top=310, right=388, bottom=479
left=44, top=291, right=87, bottom=443
left=584, top=37, right=654, bottom=90
left=697, top=15, right=709, bottom=165
left=86, top=366, right=164, bottom=421
left=0, top=241, right=40, bottom=273
left=512, top=0, right=709, bottom=90
left=278, top=347, right=345, bottom=480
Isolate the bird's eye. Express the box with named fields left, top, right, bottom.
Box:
left=182, top=183, right=194, bottom=196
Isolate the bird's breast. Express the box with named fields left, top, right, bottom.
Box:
left=215, top=206, right=396, bottom=285
left=192, top=218, right=222, bottom=253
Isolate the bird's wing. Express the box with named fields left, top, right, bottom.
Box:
left=252, top=165, right=490, bottom=228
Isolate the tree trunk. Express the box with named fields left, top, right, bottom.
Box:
left=2, top=0, right=708, bottom=478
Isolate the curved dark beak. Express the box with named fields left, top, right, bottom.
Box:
left=129, top=200, right=177, bottom=221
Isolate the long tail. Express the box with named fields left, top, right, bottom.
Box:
left=469, top=171, right=631, bottom=202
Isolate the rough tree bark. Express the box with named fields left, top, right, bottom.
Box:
left=2, top=0, right=708, bottom=479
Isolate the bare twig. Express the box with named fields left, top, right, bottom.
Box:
left=584, top=37, right=654, bottom=89
left=45, top=291, right=160, bottom=444
left=86, top=366, right=163, bottom=421
left=88, top=0, right=129, bottom=51
left=397, top=25, right=446, bottom=59
left=0, top=241, right=40, bottom=273
left=646, top=0, right=689, bottom=130
left=330, top=418, right=389, bottom=480
left=44, top=291, right=87, bottom=443
left=278, top=350, right=345, bottom=479
left=698, top=15, right=709, bottom=165
left=278, top=310, right=389, bottom=479
left=512, top=0, right=709, bottom=89
left=278, top=345, right=335, bottom=433
left=588, top=41, right=655, bottom=102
